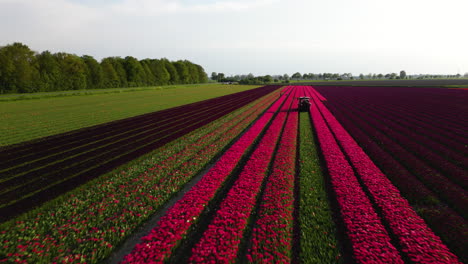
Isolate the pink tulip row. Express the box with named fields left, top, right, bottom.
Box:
left=0, top=90, right=282, bottom=264
left=246, top=100, right=298, bottom=263
left=121, top=87, right=293, bottom=263
left=308, top=87, right=461, bottom=263
left=323, top=98, right=468, bottom=261
left=189, top=88, right=297, bottom=263
left=305, top=87, right=404, bottom=263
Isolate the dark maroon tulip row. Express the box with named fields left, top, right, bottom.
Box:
left=327, top=99, right=468, bottom=217
left=328, top=93, right=468, bottom=183
left=323, top=98, right=468, bottom=262
left=246, top=95, right=298, bottom=263
left=189, top=88, right=297, bottom=263
left=308, top=87, right=461, bottom=264
left=348, top=95, right=468, bottom=163
left=305, top=87, right=404, bottom=263
left=121, top=87, right=292, bottom=263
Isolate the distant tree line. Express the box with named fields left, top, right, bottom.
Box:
left=0, top=42, right=208, bottom=94
left=212, top=71, right=467, bottom=84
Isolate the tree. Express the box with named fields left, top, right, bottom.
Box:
left=101, top=59, right=120, bottom=88
left=291, top=72, right=302, bottom=79
left=173, top=61, right=189, bottom=84
left=162, top=59, right=179, bottom=84
left=0, top=42, right=39, bottom=93
left=82, top=55, right=103, bottom=89
left=124, top=56, right=147, bottom=87
left=36, top=50, right=61, bottom=91
left=211, top=72, right=218, bottom=81
left=55, top=52, right=87, bottom=90
left=263, top=75, right=273, bottom=83
left=148, top=59, right=170, bottom=85
left=195, top=64, right=208, bottom=83
left=283, top=74, right=289, bottom=81
left=217, top=73, right=225, bottom=81
left=400, top=70, right=407, bottom=79
left=103, top=57, right=127, bottom=87
left=141, top=60, right=156, bottom=86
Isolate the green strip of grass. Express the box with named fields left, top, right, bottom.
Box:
left=0, top=84, right=261, bottom=146
left=298, top=112, right=341, bottom=263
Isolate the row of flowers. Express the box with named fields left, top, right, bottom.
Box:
left=358, top=102, right=467, bottom=186
left=0, top=89, right=282, bottom=264
left=121, top=87, right=292, bottom=263
left=188, top=88, right=297, bottom=263
left=320, top=97, right=468, bottom=262
left=309, top=87, right=461, bottom=263
left=327, top=96, right=468, bottom=219
left=330, top=94, right=467, bottom=186
left=245, top=91, right=298, bottom=263
left=346, top=94, right=466, bottom=162
left=306, top=88, right=404, bottom=263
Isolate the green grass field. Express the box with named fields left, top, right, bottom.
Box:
left=0, top=84, right=261, bottom=146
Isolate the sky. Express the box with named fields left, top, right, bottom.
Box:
left=1, top=0, right=467, bottom=76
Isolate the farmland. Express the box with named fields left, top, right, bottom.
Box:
left=0, top=83, right=261, bottom=146
left=0, top=85, right=466, bottom=263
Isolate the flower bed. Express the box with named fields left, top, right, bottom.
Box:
left=246, top=94, right=298, bottom=263
left=0, top=89, right=282, bottom=264
left=188, top=88, right=296, bottom=263
left=306, top=87, right=403, bottom=263
left=309, top=87, right=461, bottom=263
left=121, top=88, right=292, bottom=263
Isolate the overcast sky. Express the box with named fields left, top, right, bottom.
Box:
left=1, top=0, right=467, bottom=76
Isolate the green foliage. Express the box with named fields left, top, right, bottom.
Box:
left=173, top=60, right=190, bottom=84
left=82, top=55, right=103, bottom=89
left=101, top=58, right=120, bottom=88
left=36, top=51, right=61, bottom=92
left=162, top=58, right=179, bottom=84
left=298, top=112, right=342, bottom=263
left=0, top=42, right=39, bottom=93
left=124, top=56, right=147, bottom=87
left=0, top=43, right=210, bottom=93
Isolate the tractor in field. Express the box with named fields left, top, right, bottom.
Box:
left=298, top=97, right=311, bottom=112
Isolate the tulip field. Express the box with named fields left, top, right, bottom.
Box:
left=1, top=85, right=466, bottom=263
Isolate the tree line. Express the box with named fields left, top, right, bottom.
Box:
left=0, top=42, right=208, bottom=94
left=212, top=71, right=467, bottom=84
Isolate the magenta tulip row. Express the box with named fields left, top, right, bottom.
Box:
left=323, top=98, right=468, bottom=261
left=308, top=87, right=461, bottom=263
left=189, top=88, right=297, bottom=263
left=246, top=101, right=298, bottom=263
left=0, top=90, right=282, bottom=264
left=327, top=97, right=468, bottom=218
left=305, top=87, right=404, bottom=263
left=121, top=87, right=293, bottom=263
left=347, top=95, right=467, bottom=167
left=331, top=95, right=467, bottom=187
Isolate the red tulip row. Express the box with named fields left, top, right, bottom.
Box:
left=0, top=89, right=282, bottom=264
left=308, top=87, right=461, bottom=263
left=189, top=87, right=297, bottom=263
left=305, top=87, right=404, bottom=263
left=246, top=98, right=298, bottom=263
left=121, top=88, right=292, bottom=263
left=324, top=98, right=468, bottom=261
